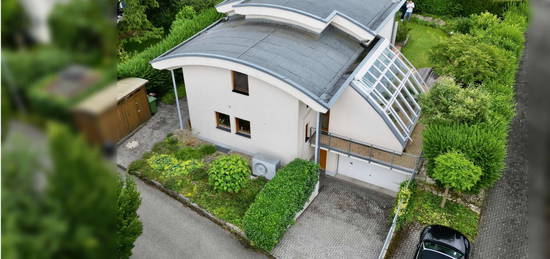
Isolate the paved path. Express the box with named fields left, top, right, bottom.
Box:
left=273, top=175, right=393, bottom=259
left=130, top=174, right=266, bottom=259
left=472, top=46, right=528, bottom=258
left=117, top=100, right=189, bottom=169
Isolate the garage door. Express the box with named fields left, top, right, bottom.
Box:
left=337, top=156, right=410, bottom=193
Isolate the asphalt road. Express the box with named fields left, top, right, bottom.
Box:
left=130, top=175, right=266, bottom=259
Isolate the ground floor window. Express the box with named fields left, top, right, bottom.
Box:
left=236, top=117, right=251, bottom=138
left=215, top=112, right=231, bottom=131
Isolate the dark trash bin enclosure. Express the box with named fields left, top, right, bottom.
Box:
left=72, top=77, right=151, bottom=145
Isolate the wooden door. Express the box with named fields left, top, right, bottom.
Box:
left=319, top=149, right=327, bottom=170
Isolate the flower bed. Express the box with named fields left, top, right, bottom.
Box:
left=128, top=135, right=267, bottom=228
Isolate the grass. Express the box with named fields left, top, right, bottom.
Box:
left=128, top=136, right=267, bottom=228
left=401, top=188, right=479, bottom=240
left=401, top=22, right=448, bottom=68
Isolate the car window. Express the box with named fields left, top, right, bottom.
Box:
left=423, top=241, right=464, bottom=259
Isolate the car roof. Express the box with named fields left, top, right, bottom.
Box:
left=422, top=225, right=469, bottom=254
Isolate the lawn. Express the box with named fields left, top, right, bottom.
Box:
left=128, top=135, right=267, bottom=228
left=401, top=22, right=448, bottom=68
left=400, top=186, right=480, bottom=240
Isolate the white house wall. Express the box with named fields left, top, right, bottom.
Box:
left=329, top=86, right=403, bottom=152
left=183, top=65, right=301, bottom=164
left=377, top=16, right=395, bottom=42
left=297, top=102, right=316, bottom=161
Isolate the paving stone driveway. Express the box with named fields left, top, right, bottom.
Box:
left=116, top=100, right=189, bottom=169
left=273, top=175, right=393, bottom=259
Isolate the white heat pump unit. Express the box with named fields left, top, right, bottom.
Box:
left=252, top=154, right=280, bottom=180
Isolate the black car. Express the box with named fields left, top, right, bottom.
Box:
left=414, top=225, right=471, bottom=259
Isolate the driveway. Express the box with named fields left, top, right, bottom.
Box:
left=117, top=100, right=189, bottom=169
left=272, top=175, right=394, bottom=259
left=130, top=173, right=266, bottom=259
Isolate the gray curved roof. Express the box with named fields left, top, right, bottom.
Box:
left=220, top=0, right=403, bottom=31
left=152, top=18, right=365, bottom=108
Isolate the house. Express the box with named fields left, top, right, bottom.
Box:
left=150, top=0, right=427, bottom=193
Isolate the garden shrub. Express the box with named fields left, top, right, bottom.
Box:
left=2, top=47, right=72, bottom=91
left=175, top=147, right=204, bottom=161
left=423, top=123, right=506, bottom=192
left=207, top=154, right=251, bottom=193
left=117, top=8, right=223, bottom=95
left=420, top=77, right=490, bottom=125
left=198, top=144, right=217, bottom=156
left=432, top=152, right=482, bottom=207
left=147, top=154, right=204, bottom=178
left=430, top=33, right=516, bottom=86
left=393, top=181, right=416, bottom=228
left=414, top=0, right=508, bottom=17
left=469, top=12, right=525, bottom=56
left=243, top=159, right=319, bottom=251
left=447, top=17, right=472, bottom=34
left=151, top=136, right=180, bottom=154
left=395, top=22, right=411, bottom=45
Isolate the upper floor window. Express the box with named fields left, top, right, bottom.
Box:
left=232, top=71, right=249, bottom=95
left=215, top=112, right=231, bottom=132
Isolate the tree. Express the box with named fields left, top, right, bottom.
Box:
left=1, top=123, right=142, bottom=258
left=49, top=0, right=116, bottom=65
left=419, top=77, right=491, bottom=125
left=431, top=151, right=482, bottom=208
left=116, top=178, right=143, bottom=259
left=1, top=0, right=29, bottom=49
left=117, top=0, right=164, bottom=54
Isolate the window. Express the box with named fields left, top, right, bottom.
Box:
left=305, top=123, right=310, bottom=142
left=232, top=71, right=249, bottom=95
left=215, top=112, right=231, bottom=132
left=235, top=117, right=251, bottom=138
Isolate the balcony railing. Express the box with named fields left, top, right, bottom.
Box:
left=310, top=128, right=421, bottom=173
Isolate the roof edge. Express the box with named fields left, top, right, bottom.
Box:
left=150, top=53, right=330, bottom=112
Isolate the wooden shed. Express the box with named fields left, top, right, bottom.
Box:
left=73, top=78, right=151, bottom=145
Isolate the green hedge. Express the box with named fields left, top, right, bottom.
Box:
left=413, top=0, right=513, bottom=17
left=117, top=8, right=223, bottom=96
left=243, top=159, right=319, bottom=251
left=423, top=122, right=506, bottom=193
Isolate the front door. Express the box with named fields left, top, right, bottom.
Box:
left=319, top=149, right=327, bottom=170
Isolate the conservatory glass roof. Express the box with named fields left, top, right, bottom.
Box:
left=352, top=39, right=427, bottom=145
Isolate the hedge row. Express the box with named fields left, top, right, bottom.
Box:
left=117, top=8, right=223, bottom=95
left=413, top=0, right=514, bottom=17
left=423, top=3, right=527, bottom=192
left=243, top=159, right=319, bottom=251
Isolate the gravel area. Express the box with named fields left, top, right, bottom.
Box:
left=272, top=175, right=394, bottom=259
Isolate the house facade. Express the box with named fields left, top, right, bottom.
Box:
left=151, top=0, right=427, bottom=193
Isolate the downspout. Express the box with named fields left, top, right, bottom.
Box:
left=170, top=69, right=184, bottom=129
left=314, top=111, right=321, bottom=163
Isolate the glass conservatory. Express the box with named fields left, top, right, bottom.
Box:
left=353, top=39, right=428, bottom=145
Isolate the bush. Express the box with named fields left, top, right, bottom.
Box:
left=395, top=22, right=411, bottom=45
left=151, top=136, right=180, bottom=153
left=469, top=12, right=525, bottom=56
left=414, top=0, right=507, bottom=17
left=147, top=154, right=204, bottom=179
left=159, top=84, right=185, bottom=104
left=423, top=123, right=506, bottom=193
left=432, top=152, right=482, bottom=207
left=116, top=178, right=143, bottom=259
left=243, top=159, right=319, bottom=251
left=447, top=17, right=472, bottom=34
left=393, top=181, right=415, bottom=228
left=2, top=47, right=72, bottom=90
left=207, top=155, right=251, bottom=193
left=419, top=77, right=490, bottom=125
left=430, top=33, right=516, bottom=86
left=117, top=8, right=223, bottom=95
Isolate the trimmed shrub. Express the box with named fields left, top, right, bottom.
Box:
left=420, top=77, right=490, bottom=125
left=414, top=0, right=509, bottom=17
left=207, top=155, right=251, bottom=193
left=243, top=159, right=319, bottom=251
left=117, top=8, right=223, bottom=95
left=393, top=180, right=415, bottom=228
left=430, top=33, right=516, bottom=86
left=469, top=12, right=525, bottom=56
left=432, top=152, right=482, bottom=207
left=423, top=123, right=506, bottom=193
